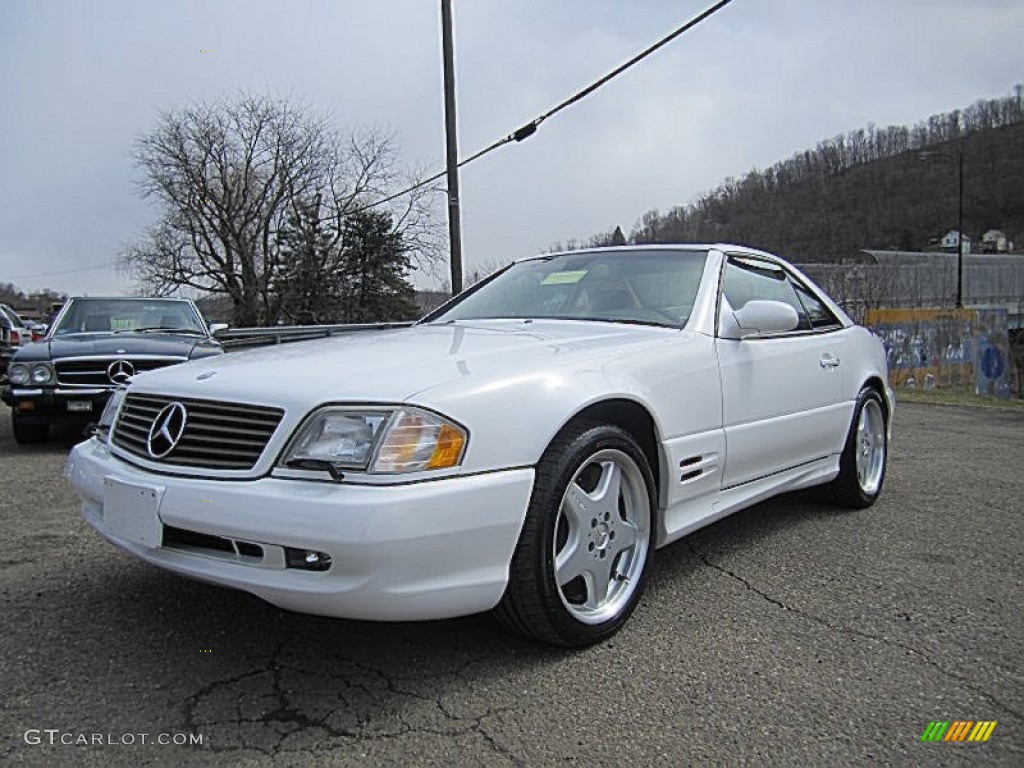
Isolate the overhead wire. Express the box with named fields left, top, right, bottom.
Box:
left=10, top=2, right=734, bottom=286
left=6, top=261, right=120, bottom=281
left=357, top=0, right=735, bottom=213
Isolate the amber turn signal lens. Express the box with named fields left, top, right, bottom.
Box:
left=427, top=423, right=465, bottom=469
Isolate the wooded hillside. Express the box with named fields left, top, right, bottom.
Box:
left=596, top=88, right=1024, bottom=262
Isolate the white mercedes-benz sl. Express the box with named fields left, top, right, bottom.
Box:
left=66, top=245, right=892, bottom=646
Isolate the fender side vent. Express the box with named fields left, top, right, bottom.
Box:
left=678, top=453, right=719, bottom=484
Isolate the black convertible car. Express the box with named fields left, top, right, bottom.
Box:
left=2, top=297, right=224, bottom=443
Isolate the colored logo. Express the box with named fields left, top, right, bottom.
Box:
left=921, top=720, right=997, bottom=742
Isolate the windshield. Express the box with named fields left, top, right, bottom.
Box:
left=1, top=304, right=24, bottom=327
left=427, top=249, right=708, bottom=328
left=52, top=299, right=207, bottom=336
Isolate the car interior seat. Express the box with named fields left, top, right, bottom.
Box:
left=586, top=283, right=636, bottom=312
left=84, top=315, right=110, bottom=332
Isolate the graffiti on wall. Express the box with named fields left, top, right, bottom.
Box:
left=864, top=308, right=1011, bottom=398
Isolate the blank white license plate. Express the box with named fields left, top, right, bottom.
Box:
left=103, top=477, right=164, bottom=548
left=67, top=401, right=93, bottom=412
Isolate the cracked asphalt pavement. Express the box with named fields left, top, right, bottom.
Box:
left=1, top=401, right=1021, bottom=766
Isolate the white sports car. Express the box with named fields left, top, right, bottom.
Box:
left=66, top=245, right=892, bottom=646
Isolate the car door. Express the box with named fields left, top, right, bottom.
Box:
left=715, top=254, right=849, bottom=488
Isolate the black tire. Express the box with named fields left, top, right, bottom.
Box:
left=495, top=421, right=656, bottom=647
left=12, top=415, right=49, bottom=444
left=825, top=387, right=888, bottom=508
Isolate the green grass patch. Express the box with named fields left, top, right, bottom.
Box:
left=895, top=387, right=1024, bottom=410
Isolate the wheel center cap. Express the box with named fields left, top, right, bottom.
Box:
left=595, top=523, right=610, bottom=550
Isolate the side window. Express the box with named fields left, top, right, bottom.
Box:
left=792, top=281, right=841, bottom=330
left=722, top=257, right=811, bottom=331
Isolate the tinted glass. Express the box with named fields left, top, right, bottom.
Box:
left=792, top=281, right=841, bottom=329
left=428, top=250, right=708, bottom=328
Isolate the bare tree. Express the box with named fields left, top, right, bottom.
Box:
left=124, top=93, right=440, bottom=325
left=465, top=258, right=512, bottom=286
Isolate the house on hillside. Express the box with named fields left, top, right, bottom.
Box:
left=941, top=230, right=971, bottom=253
left=981, top=229, right=1010, bottom=253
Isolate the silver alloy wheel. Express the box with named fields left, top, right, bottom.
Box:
left=855, top=399, right=886, bottom=495
left=552, top=448, right=651, bottom=625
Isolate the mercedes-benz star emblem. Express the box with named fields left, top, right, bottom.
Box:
left=147, top=402, right=188, bottom=458
left=107, top=359, right=136, bottom=384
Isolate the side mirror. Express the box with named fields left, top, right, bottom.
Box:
left=721, top=300, right=800, bottom=339
left=208, top=323, right=229, bottom=335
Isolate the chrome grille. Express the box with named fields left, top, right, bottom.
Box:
left=56, top=357, right=186, bottom=387
left=112, top=394, right=284, bottom=470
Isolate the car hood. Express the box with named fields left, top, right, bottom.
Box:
left=13, top=333, right=220, bottom=362
left=128, top=320, right=682, bottom=411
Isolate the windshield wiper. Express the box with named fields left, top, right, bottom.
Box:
left=135, top=327, right=205, bottom=335
left=599, top=317, right=681, bottom=329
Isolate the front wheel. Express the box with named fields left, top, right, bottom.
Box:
left=495, top=422, right=655, bottom=646
left=12, top=415, right=49, bottom=444
left=826, top=387, right=888, bottom=508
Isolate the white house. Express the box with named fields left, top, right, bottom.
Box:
left=981, top=229, right=1008, bottom=253
left=941, top=230, right=971, bottom=253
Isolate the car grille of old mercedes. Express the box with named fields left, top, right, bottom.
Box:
left=112, top=394, right=284, bottom=470
left=56, top=357, right=186, bottom=386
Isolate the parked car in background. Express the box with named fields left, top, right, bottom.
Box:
left=0, top=318, right=12, bottom=383
left=1, top=303, right=34, bottom=383
left=3, top=296, right=225, bottom=443
left=25, top=319, right=49, bottom=341
left=0, top=303, right=34, bottom=349
left=66, top=245, right=892, bottom=646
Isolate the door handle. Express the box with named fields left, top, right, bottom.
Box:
left=820, top=353, right=840, bottom=368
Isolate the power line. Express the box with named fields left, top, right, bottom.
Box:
left=10, top=3, right=735, bottom=288
left=359, top=0, right=735, bottom=213
left=5, top=261, right=119, bottom=281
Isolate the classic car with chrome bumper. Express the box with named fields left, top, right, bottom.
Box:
left=3, top=296, right=223, bottom=443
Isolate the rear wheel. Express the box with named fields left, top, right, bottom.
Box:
left=826, top=387, right=887, bottom=508
left=12, top=414, right=49, bottom=444
left=495, top=422, right=655, bottom=646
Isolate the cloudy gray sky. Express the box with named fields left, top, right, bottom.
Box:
left=1, top=0, right=1021, bottom=297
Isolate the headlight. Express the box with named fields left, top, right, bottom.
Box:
left=285, top=409, right=391, bottom=471
left=281, top=406, right=467, bottom=477
left=96, top=387, right=127, bottom=443
left=8, top=364, right=29, bottom=385
left=30, top=364, right=54, bottom=385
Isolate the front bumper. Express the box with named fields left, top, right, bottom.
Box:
left=2, top=385, right=113, bottom=423
left=66, top=438, right=535, bottom=621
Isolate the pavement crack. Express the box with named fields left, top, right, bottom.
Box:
left=179, top=642, right=526, bottom=760
left=686, top=541, right=1022, bottom=720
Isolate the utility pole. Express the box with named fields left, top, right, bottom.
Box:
left=920, top=149, right=966, bottom=308
left=440, top=0, right=463, bottom=295
left=956, top=149, right=964, bottom=309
